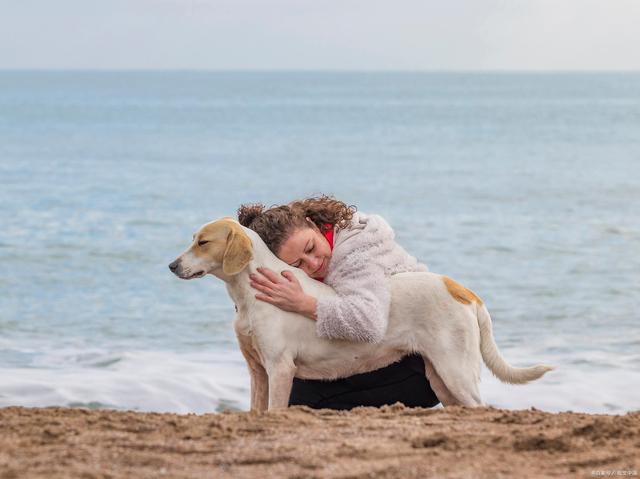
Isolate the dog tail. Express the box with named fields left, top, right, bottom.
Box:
left=477, top=303, right=554, bottom=384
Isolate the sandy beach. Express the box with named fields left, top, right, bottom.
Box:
left=1, top=404, right=638, bottom=479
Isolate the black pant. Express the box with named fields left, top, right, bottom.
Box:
left=288, top=354, right=440, bottom=410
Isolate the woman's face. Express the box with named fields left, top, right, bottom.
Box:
left=276, top=224, right=332, bottom=279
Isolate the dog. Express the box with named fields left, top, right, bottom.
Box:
left=169, top=217, right=553, bottom=411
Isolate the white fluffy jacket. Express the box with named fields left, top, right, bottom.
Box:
left=315, top=212, right=428, bottom=343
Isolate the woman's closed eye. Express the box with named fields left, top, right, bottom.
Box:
left=290, top=244, right=314, bottom=268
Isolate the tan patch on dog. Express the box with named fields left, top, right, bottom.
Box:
left=442, top=276, right=483, bottom=305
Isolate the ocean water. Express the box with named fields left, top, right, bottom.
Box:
left=1, top=72, right=639, bottom=414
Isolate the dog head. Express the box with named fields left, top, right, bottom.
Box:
left=169, top=217, right=253, bottom=280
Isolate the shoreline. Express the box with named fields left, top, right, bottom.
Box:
left=1, top=404, right=638, bottom=478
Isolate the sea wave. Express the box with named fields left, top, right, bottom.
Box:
left=1, top=345, right=638, bottom=414
left=0, top=349, right=250, bottom=414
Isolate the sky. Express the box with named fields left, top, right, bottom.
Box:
left=1, top=0, right=639, bottom=71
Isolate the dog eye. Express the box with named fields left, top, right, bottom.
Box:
left=198, top=240, right=209, bottom=247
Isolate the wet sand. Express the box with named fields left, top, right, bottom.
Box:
left=1, top=404, right=638, bottom=478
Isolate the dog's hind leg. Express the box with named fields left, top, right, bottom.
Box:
left=430, top=361, right=483, bottom=407
left=422, top=355, right=461, bottom=406
left=266, top=358, right=297, bottom=410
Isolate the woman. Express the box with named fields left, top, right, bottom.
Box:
left=237, top=195, right=439, bottom=410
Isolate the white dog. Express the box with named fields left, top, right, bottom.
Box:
left=169, top=218, right=553, bottom=411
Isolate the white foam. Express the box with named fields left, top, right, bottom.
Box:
left=0, top=349, right=250, bottom=413
left=481, top=367, right=640, bottom=414
left=1, top=346, right=638, bottom=414
left=478, top=338, right=640, bottom=413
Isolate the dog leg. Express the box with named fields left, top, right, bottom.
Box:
left=422, top=355, right=461, bottom=406
left=266, top=359, right=296, bottom=410
left=236, top=332, right=269, bottom=412
left=429, top=361, right=484, bottom=407
left=250, top=366, right=269, bottom=412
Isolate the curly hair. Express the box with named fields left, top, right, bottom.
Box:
left=237, top=195, right=356, bottom=254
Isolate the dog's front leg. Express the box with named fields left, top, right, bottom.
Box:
left=249, top=366, right=269, bottom=412
left=266, top=358, right=296, bottom=410
left=235, top=331, right=269, bottom=412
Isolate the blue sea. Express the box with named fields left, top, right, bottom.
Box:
left=1, top=72, right=639, bottom=414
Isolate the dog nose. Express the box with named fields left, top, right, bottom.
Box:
left=168, top=260, right=179, bottom=272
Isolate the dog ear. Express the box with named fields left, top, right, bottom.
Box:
left=222, top=228, right=253, bottom=275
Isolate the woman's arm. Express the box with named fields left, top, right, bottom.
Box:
left=249, top=261, right=390, bottom=343
left=314, top=253, right=390, bottom=343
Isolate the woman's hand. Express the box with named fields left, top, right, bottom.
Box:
left=249, top=267, right=317, bottom=320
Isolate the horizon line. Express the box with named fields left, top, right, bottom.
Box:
left=1, top=68, right=639, bottom=74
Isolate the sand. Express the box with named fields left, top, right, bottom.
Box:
left=0, top=404, right=638, bottom=479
